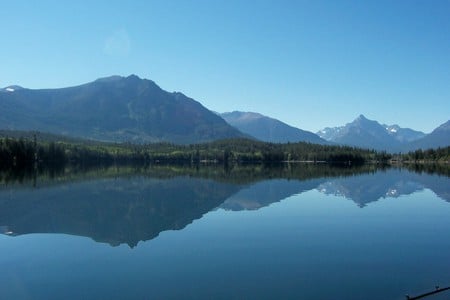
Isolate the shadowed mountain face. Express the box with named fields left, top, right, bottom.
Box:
left=221, top=111, right=328, bottom=144
left=0, top=166, right=448, bottom=247
left=405, top=120, right=450, bottom=151
left=0, top=75, right=244, bottom=144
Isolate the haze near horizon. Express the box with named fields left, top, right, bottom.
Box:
left=1, top=0, right=449, bottom=133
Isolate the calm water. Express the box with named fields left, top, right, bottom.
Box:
left=0, top=165, right=449, bottom=300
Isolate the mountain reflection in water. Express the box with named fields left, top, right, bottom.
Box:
left=0, top=164, right=448, bottom=247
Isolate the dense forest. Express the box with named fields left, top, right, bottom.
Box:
left=0, top=133, right=448, bottom=171
left=398, top=147, right=450, bottom=163
left=0, top=135, right=386, bottom=167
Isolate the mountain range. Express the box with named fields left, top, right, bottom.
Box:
left=317, top=115, right=449, bottom=152
left=1, top=75, right=448, bottom=151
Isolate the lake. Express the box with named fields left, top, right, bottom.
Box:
left=0, top=164, right=449, bottom=299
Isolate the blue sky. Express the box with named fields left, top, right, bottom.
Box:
left=1, top=0, right=449, bottom=133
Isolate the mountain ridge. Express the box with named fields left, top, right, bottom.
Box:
left=317, top=114, right=401, bottom=151
left=1, top=76, right=447, bottom=150
left=317, top=115, right=449, bottom=152
left=221, top=111, right=328, bottom=144
left=0, top=75, right=245, bottom=144
left=405, top=120, right=450, bottom=151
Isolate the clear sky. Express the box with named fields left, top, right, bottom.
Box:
left=1, top=0, right=449, bottom=133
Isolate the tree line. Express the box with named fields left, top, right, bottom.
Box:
left=398, top=146, right=450, bottom=163
left=1, top=135, right=448, bottom=170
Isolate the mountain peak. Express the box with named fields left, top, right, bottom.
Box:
left=434, top=120, right=450, bottom=132
left=234, top=111, right=264, bottom=120
left=318, top=115, right=401, bottom=151
left=354, top=114, right=371, bottom=123
left=126, top=74, right=141, bottom=81
left=1, top=85, right=25, bottom=92
left=94, top=74, right=142, bottom=83
left=406, top=119, right=450, bottom=150
left=350, top=115, right=379, bottom=128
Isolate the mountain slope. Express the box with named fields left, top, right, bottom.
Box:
left=406, top=120, right=450, bottom=150
left=0, top=75, right=245, bottom=144
left=221, top=111, right=327, bottom=144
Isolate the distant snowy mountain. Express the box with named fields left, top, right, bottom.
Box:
left=317, top=126, right=345, bottom=141
left=316, top=115, right=401, bottom=151
left=317, top=115, right=449, bottom=152
left=0, top=85, right=24, bottom=93
left=221, top=111, right=328, bottom=144
left=383, top=124, right=425, bottom=143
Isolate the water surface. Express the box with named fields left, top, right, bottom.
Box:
left=0, top=165, right=449, bottom=299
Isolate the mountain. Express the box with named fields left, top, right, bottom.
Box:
left=317, top=115, right=449, bottom=152
left=317, top=115, right=401, bottom=151
left=406, top=120, right=450, bottom=150
left=317, top=126, right=345, bottom=141
left=221, top=111, right=327, bottom=144
left=0, top=75, right=245, bottom=144
left=383, top=124, right=425, bottom=143
left=0, top=85, right=24, bottom=93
